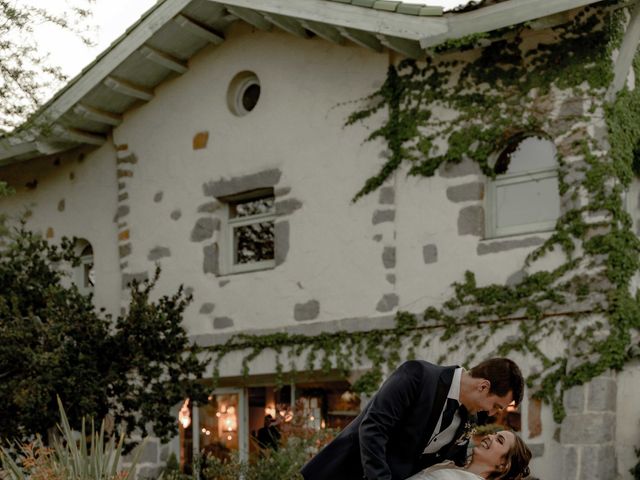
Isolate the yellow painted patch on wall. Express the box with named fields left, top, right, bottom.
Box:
left=193, top=131, right=209, bottom=150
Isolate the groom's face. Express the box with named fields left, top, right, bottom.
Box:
left=467, top=381, right=514, bottom=416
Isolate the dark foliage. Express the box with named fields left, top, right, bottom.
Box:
left=0, top=223, right=207, bottom=446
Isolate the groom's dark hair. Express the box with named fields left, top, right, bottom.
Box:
left=470, top=358, right=524, bottom=405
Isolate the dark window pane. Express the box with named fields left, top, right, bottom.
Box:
left=234, top=221, right=274, bottom=264
left=231, top=196, right=274, bottom=219
left=242, top=83, right=260, bottom=112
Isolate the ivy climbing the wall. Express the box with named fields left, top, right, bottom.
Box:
left=205, top=1, right=640, bottom=423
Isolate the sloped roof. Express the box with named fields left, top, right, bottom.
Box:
left=0, top=0, right=600, bottom=166
left=324, top=0, right=444, bottom=16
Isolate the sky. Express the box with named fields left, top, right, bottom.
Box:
left=35, top=0, right=472, bottom=80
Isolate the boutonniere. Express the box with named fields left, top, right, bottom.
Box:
left=455, top=420, right=475, bottom=445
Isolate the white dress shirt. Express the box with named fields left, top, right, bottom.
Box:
left=423, top=367, right=463, bottom=454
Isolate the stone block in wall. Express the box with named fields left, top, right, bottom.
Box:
left=457, top=205, right=484, bottom=236
left=560, top=413, right=615, bottom=445
left=147, top=246, right=171, bottom=261
left=197, top=201, right=221, bottom=213
left=382, top=246, right=396, bottom=269
left=378, top=186, right=395, bottom=205
left=376, top=293, right=398, bottom=313
left=138, top=441, right=158, bottom=463
left=562, top=446, right=579, bottom=480
left=190, top=218, right=218, bottom=242
left=422, top=244, right=437, bottom=264
left=294, top=300, right=320, bottom=321
left=275, top=198, right=303, bottom=215
left=203, top=243, right=219, bottom=275
left=119, top=243, right=132, bottom=258
left=446, top=182, right=484, bottom=202
left=137, top=465, right=161, bottom=480
left=372, top=209, right=395, bottom=225
left=275, top=221, right=289, bottom=266
left=438, top=157, right=482, bottom=178
left=579, top=445, right=616, bottom=480
left=160, top=445, right=169, bottom=462
left=213, top=317, right=234, bottom=329
left=563, top=384, right=585, bottom=414
left=587, top=376, right=616, bottom=412
left=199, top=302, right=215, bottom=314
left=203, top=169, right=281, bottom=198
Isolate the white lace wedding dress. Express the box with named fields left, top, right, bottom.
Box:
left=406, top=461, right=483, bottom=480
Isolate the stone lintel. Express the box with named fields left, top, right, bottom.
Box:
left=203, top=169, right=282, bottom=198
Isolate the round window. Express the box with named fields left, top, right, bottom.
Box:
left=227, top=72, right=261, bottom=116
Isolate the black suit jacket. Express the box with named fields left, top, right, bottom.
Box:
left=300, top=361, right=469, bottom=480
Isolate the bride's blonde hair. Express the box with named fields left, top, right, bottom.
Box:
left=486, top=434, right=531, bottom=480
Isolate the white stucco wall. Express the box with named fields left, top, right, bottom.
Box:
left=0, top=143, right=121, bottom=316
left=110, top=23, right=392, bottom=337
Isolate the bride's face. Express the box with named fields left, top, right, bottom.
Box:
left=472, top=430, right=516, bottom=470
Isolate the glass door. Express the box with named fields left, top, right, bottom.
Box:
left=195, top=388, right=248, bottom=463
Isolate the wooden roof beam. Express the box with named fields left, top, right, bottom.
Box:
left=104, top=77, right=154, bottom=101
left=337, top=26, right=383, bottom=52
left=378, top=35, right=424, bottom=59
left=225, top=5, right=273, bottom=30
left=139, top=45, right=188, bottom=74
left=174, top=14, right=225, bottom=44
left=51, top=125, right=107, bottom=146
left=263, top=13, right=309, bottom=38
left=299, top=19, right=344, bottom=45
left=73, top=103, right=123, bottom=126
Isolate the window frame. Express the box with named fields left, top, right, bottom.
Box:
left=227, top=72, right=261, bottom=117
left=219, top=188, right=276, bottom=275
left=74, top=241, right=95, bottom=295
left=485, top=164, right=559, bottom=239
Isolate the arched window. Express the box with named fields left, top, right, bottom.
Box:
left=486, top=135, right=560, bottom=238
left=74, top=240, right=95, bottom=295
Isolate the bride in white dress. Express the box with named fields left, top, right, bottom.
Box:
left=407, top=430, right=531, bottom=480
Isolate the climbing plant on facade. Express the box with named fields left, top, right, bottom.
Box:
left=204, top=1, right=640, bottom=422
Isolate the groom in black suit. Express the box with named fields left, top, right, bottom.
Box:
left=300, top=358, right=523, bottom=480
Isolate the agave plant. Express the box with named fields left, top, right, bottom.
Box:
left=0, top=397, right=145, bottom=480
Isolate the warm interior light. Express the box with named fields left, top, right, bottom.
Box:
left=178, top=399, right=191, bottom=429
left=340, top=391, right=357, bottom=402
left=215, top=401, right=238, bottom=437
